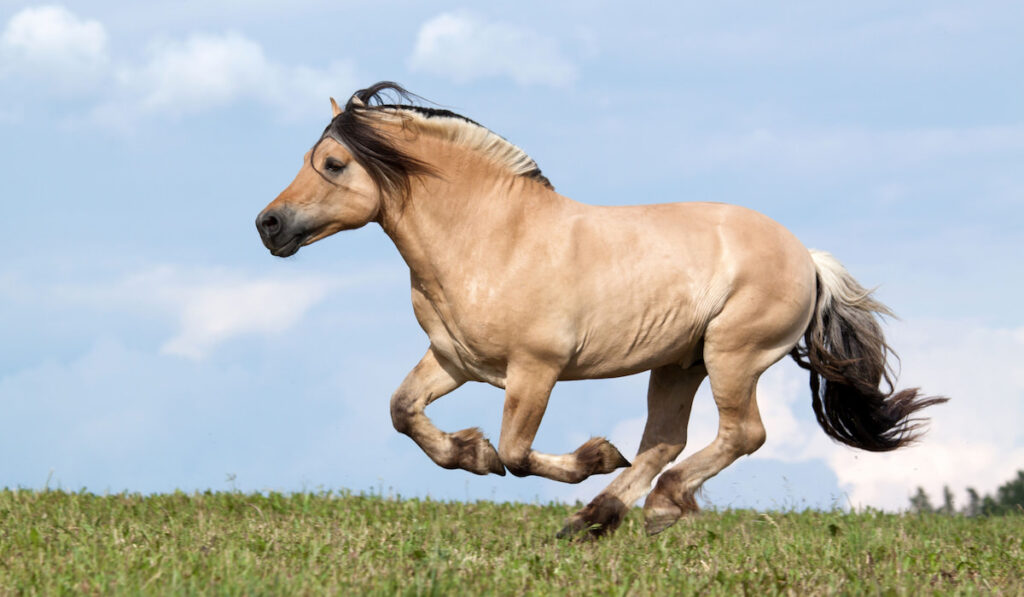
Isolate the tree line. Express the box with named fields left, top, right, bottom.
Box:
left=909, top=470, right=1024, bottom=516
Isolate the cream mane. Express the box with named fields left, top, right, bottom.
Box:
left=383, top=107, right=550, bottom=188
left=316, top=82, right=553, bottom=200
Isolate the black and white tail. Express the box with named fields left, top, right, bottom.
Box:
left=790, top=250, right=947, bottom=451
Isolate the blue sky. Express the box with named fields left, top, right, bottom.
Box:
left=1, top=1, right=1022, bottom=512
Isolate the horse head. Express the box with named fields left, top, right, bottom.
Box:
left=256, top=84, right=431, bottom=257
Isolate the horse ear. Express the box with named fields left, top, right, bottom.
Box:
left=330, top=97, right=341, bottom=117
left=349, top=94, right=365, bottom=108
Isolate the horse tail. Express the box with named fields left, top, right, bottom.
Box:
left=790, top=250, right=947, bottom=452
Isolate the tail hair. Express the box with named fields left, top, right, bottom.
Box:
left=790, top=250, right=947, bottom=452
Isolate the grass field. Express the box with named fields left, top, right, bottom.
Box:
left=1, top=489, right=1021, bottom=595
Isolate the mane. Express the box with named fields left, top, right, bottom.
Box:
left=382, top=105, right=553, bottom=189
left=314, top=82, right=552, bottom=200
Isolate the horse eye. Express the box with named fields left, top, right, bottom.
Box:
left=324, top=158, right=346, bottom=173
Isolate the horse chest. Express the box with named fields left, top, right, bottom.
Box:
left=409, top=284, right=509, bottom=386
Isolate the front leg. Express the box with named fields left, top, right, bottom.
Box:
left=497, top=357, right=630, bottom=483
left=390, top=347, right=504, bottom=476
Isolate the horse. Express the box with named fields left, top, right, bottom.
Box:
left=255, top=82, right=946, bottom=538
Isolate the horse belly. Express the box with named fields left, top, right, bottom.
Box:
left=561, top=304, right=710, bottom=380
left=436, top=338, right=509, bottom=386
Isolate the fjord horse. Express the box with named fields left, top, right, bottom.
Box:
left=256, top=82, right=945, bottom=538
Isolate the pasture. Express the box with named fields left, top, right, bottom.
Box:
left=2, top=489, right=1021, bottom=595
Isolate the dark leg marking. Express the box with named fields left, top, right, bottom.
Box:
left=449, top=427, right=505, bottom=476
left=574, top=437, right=631, bottom=476
left=557, top=493, right=629, bottom=541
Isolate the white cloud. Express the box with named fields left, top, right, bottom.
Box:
left=160, top=277, right=332, bottom=359
left=139, top=268, right=333, bottom=360
left=56, top=266, right=336, bottom=360
left=826, top=319, right=1024, bottom=510
left=830, top=442, right=1024, bottom=511
left=117, top=32, right=356, bottom=119
left=132, top=32, right=269, bottom=114
left=409, top=12, right=578, bottom=87
left=0, top=5, right=109, bottom=86
left=0, top=6, right=356, bottom=124
left=748, top=320, right=1024, bottom=511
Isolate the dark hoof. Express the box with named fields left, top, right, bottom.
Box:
left=450, top=428, right=506, bottom=476
left=557, top=494, right=627, bottom=541
left=574, top=437, right=631, bottom=476
left=484, top=440, right=506, bottom=476
left=556, top=517, right=590, bottom=540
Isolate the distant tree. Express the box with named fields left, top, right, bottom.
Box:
left=958, top=470, right=1024, bottom=516
left=981, top=495, right=1001, bottom=516
left=964, top=487, right=981, bottom=517
left=940, top=485, right=955, bottom=515
left=912, top=472, right=1024, bottom=516
left=909, top=487, right=933, bottom=514
left=994, top=470, right=1024, bottom=513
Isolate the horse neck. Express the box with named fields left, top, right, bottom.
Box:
left=378, top=136, right=560, bottom=284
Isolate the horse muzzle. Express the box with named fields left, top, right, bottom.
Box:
left=256, top=206, right=306, bottom=257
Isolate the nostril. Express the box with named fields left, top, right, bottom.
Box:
left=259, top=212, right=281, bottom=235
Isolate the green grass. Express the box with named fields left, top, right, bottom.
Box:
left=1, top=489, right=1021, bottom=595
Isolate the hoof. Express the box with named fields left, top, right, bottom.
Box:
left=574, top=437, right=631, bottom=476
left=643, top=485, right=698, bottom=536
left=644, top=508, right=681, bottom=536
left=643, top=488, right=683, bottom=535
left=556, top=516, right=591, bottom=540
left=480, top=439, right=506, bottom=476
left=557, top=494, right=627, bottom=541
left=450, top=428, right=506, bottom=476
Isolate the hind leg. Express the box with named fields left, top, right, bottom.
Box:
left=642, top=274, right=813, bottom=534
left=642, top=343, right=795, bottom=534
left=558, top=364, right=706, bottom=539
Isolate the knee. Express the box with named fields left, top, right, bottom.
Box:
left=498, top=444, right=530, bottom=477
left=389, top=392, right=415, bottom=434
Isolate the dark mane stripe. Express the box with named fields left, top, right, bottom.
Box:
left=383, top=104, right=483, bottom=127
left=312, top=82, right=552, bottom=197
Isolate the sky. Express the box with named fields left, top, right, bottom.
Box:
left=1, top=1, right=1022, bottom=512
